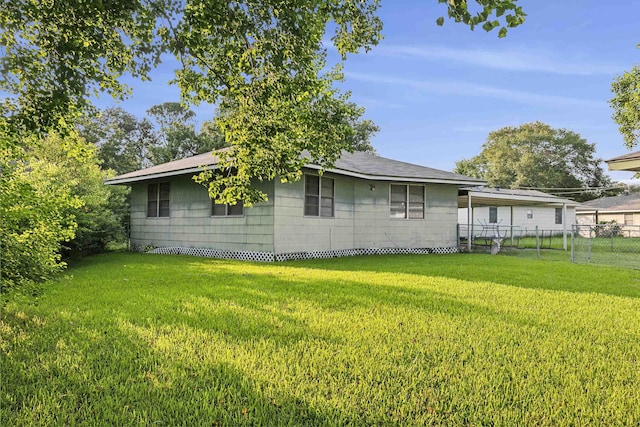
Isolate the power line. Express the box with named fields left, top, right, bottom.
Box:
left=518, top=185, right=625, bottom=191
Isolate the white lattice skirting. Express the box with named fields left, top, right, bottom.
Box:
left=135, top=245, right=459, bottom=262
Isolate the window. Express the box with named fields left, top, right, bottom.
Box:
left=147, top=182, right=170, bottom=217
left=489, top=207, right=498, bottom=224
left=304, top=175, right=334, bottom=217
left=526, top=209, right=533, bottom=219
left=555, top=207, right=563, bottom=225
left=624, top=213, right=633, bottom=225
left=390, top=184, right=424, bottom=219
left=212, top=200, right=244, bottom=216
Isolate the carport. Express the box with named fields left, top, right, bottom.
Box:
left=458, top=187, right=580, bottom=252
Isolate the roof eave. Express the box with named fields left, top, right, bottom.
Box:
left=460, top=190, right=580, bottom=207
left=606, top=158, right=640, bottom=172
left=304, top=164, right=485, bottom=186
left=104, top=165, right=217, bottom=185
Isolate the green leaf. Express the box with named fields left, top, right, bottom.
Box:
left=482, top=21, right=494, bottom=32
left=436, top=16, right=445, bottom=26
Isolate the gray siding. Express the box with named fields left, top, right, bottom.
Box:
left=273, top=173, right=356, bottom=253
left=353, top=181, right=459, bottom=249
left=273, top=173, right=460, bottom=253
left=130, top=175, right=274, bottom=251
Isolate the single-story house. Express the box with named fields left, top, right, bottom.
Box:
left=457, top=187, right=580, bottom=250
left=576, top=193, right=640, bottom=232
left=106, top=150, right=484, bottom=261
left=606, top=150, right=640, bottom=172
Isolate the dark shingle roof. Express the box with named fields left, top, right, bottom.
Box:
left=578, top=193, right=640, bottom=211
left=106, top=149, right=484, bottom=186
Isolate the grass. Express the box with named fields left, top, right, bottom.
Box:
left=2, top=252, right=640, bottom=426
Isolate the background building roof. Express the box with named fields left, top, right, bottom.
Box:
left=577, top=193, right=640, bottom=212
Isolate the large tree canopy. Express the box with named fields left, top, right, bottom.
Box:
left=610, top=46, right=640, bottom=150
left=454, top=122, right=613, bottom=202
left=1, top=0, right=526, bottom=204
left=78, top=103, right=228, bottom=174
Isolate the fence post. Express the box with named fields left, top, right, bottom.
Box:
left=535, top=226, right=540, bottom=259
left=587, top=227, right=598, bottom=263
left=570, top=225, right=575, bottom=263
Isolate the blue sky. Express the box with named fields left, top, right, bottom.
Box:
left=96, top=0, right=640, bottom=184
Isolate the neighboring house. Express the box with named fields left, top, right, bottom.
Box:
left=106, top=150, right=484, bottom=261
left=457, top=187, right=579, bottom=236
left=576, top=194, right=640, bottom=232
left=606, top=150, right=640, bottom=172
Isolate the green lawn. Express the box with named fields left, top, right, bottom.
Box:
left=2, top=253, right=640, bottom=426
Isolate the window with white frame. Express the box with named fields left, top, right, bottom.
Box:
left=147, top=182, right=170, bottom=217
left=555, top=207, right=563, bottom=224
left=390, top=184, right=424, bottom=219
left=212, top=200, right=244, bottom=216
left=304, top=175, right=334, bottom=217
left=526, top=209, right=533, bottom=219
left=489, top=207, right=498, bottom=223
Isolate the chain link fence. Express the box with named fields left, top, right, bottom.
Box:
left=458, top=223, right=639, bottom=269
left=571, top=224, right=640, bottom=269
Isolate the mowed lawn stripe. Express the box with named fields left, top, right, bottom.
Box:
left=2, top=253, right=639, bottom=426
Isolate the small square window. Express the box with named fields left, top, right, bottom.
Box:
left=526, top=210, right=533, bottom=219
left=390, top=184, right=424, bottom=219
left=624, top=213, right=633, bottom=225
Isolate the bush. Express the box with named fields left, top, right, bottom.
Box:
left=1, top=126, right=126, bottom=293
left=595, top=221, right=624, bottom=238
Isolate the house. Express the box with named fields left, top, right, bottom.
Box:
left=106, top=150, right=484, bottom=261
left=576, top=193, right=640, bottom=233
left=457, top=187, right=580, bottom=250
left=606, top=150, right=640, bottom=172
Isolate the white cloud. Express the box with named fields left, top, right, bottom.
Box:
left=376, top=45, right=623, bottom=76
left=345, top=72, right=605, bottom=109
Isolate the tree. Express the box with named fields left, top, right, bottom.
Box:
left=610, top=48, right=640, bottom=149
left=78, top=104, right=229, bottom=174
left=78, top=107, right=157, bottom=175
left=1, top=0, right=526, bottom=205
left=146, top=102, right=225, bottom=164
left=344, top=104, right=379, bottom=154
left=454, top=122, right=613, bottom=202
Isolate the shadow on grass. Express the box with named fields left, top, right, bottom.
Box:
left=4, top=252, right=640, bottom=425
left=0, top=307, right=353, bottom=426
left=287, top=253, right=640, bottom=299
